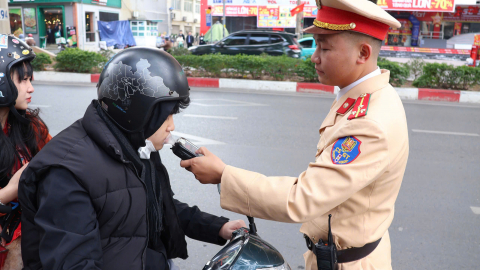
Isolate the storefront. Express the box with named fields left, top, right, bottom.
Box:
left=203, top=0, right=479, bottom=49
left=205, top=0, right=318, bottom=35
left=8, top=0, right=121, bottom=51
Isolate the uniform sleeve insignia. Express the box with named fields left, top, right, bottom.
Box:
left=336, top=97, right=356, bottom=115
left=348, top=93, right=371, bottom=120
left=331, top=136, right=362, bottom=165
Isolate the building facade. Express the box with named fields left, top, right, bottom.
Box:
left=201, top=0, right=480, bottom=48
left=8, top=0, right=121, bottom=51
left=167, top=0, right=200, bottom=37
left=120, top=0, right=168, bottom=47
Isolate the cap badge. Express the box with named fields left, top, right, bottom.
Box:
left=12, top=39, right=19, bottom=44
left=22, top=50, right=29, bottom=55
left=13, top=52, right=20, bottom=60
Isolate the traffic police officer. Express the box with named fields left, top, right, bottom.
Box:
left=181, top=0, right=408, bottom=269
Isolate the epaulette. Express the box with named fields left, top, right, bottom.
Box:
left=336, top=98, right=356, bottom=115
left=348, top=93, right=371, bottom=120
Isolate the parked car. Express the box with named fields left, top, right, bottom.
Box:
left=188, top=30, right=302, bottom=58
left=298, top=36, right=316, bottom=59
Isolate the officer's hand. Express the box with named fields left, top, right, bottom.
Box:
left=180, top=147, right=226, bottom=184
left=219, top=220, right=247, bottom=241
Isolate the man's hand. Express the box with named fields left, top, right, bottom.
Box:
left=219, top=220, right=247, bottom=241
left=180, top=147, right=226, bottom=184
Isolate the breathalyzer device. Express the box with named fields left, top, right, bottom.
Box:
left=171, top=137, right=202, bottom=160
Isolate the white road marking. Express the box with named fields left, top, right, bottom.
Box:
left=471, top=206, right=480, bottom=215
left=412, top=129, right=479, bottom=137
left=171, top=131, right=225, bottom=145
left=29, top=104, right=51, bottom=108
left=183, top=114, right=237, bottom=120
left=191, top=98, right=268, bottom=107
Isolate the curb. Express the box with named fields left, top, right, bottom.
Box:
left=32, top=74, right=480, bottom=104
left=34, top=71, right=101, bottom=84
left=187, top=78, right=480, bottom=104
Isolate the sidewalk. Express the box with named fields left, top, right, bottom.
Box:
left=32, top=71, right=480, bottom=104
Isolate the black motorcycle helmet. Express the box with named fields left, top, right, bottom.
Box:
left=97, top=47, right=189, bottom=134
left=0, top=35, right=36, bottom=124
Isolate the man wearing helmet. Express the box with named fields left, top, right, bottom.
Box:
left=18, top=47, right=245, bottom=270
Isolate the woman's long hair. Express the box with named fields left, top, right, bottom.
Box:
left=0, top=60, right=49, bottom=188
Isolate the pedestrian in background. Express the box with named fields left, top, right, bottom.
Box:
left=0, top=35, right=51, bottom=270
left=176, top=35, right=184, bottom=48
left=186, top=32, right=194, bottom=48
left=162, top=37, right=173, bottom=53
left=199, top=33, right=206, bottom=45
left=177, top=30, right=185, bottom=41
left=25, top=34, right=35, bottom=47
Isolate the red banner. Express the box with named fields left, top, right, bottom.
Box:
left=212, top=5, right=258, bottom=16
left=381, top=46, right=470, bottom=54
left=377, top=0, right=455, bottom=12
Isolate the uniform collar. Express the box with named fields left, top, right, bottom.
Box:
left=336, top=67, right=381, bottom=101
left=319, top=69, right=390, bottom=132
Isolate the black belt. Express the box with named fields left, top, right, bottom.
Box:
left=304, top=234, right=382, bottom=264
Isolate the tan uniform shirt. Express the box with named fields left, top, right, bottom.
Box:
left=220, top=70, right=409, bottom=270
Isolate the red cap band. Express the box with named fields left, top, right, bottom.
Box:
left=315, top=6, right=390, bottom=40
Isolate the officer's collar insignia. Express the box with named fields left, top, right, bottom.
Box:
left=348, top=93, right=371, bottom=120
left=336, top=97, right=356, bottom=115
left=331, top=136, right=361, bottom=165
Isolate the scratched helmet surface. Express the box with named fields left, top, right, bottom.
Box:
left=97, top=47, right=190, bottom=133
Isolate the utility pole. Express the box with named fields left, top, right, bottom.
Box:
left=295, top=0, right=303, bottom=40
left=222, top=0, right=226, bottom=38
left=0, top=0, right=10, bottom=34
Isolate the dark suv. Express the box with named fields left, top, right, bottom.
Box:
left=188, top=30, right=302, bottom=58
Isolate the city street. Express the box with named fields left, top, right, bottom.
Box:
left=31, top=82, right=480, bottom=270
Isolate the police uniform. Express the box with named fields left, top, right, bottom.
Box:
left=219, top=0, right=408, bottom=269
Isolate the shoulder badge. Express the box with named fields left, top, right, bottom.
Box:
left=331, top=136, right=362, bottom=165
left=336, top=98, right=356, bottom=115
left=348, top=93, right=371, bottom=120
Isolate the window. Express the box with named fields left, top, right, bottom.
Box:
left=173, top=0, right=181, bottom=10
left=85, top=12, right=95, bottom=42
left=270, top=35, right=284, bottom=44
left=223, top=34, right=247, bottom=46
left=9, top=8, right=22, bottom=37
left=184, top=0, right=193, bottom=12
left=248, top=34, right=269, bottom=45
left=195, top=3, right=200, bottom=13
left=299, top=39, right=313, bottom=48
left=99, top=12, right=119, bottom=22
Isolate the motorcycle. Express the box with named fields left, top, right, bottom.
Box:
left=203, top=216, right=291, bottom=270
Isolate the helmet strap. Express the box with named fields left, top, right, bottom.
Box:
left=9, top=105, right=30, bottom=125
